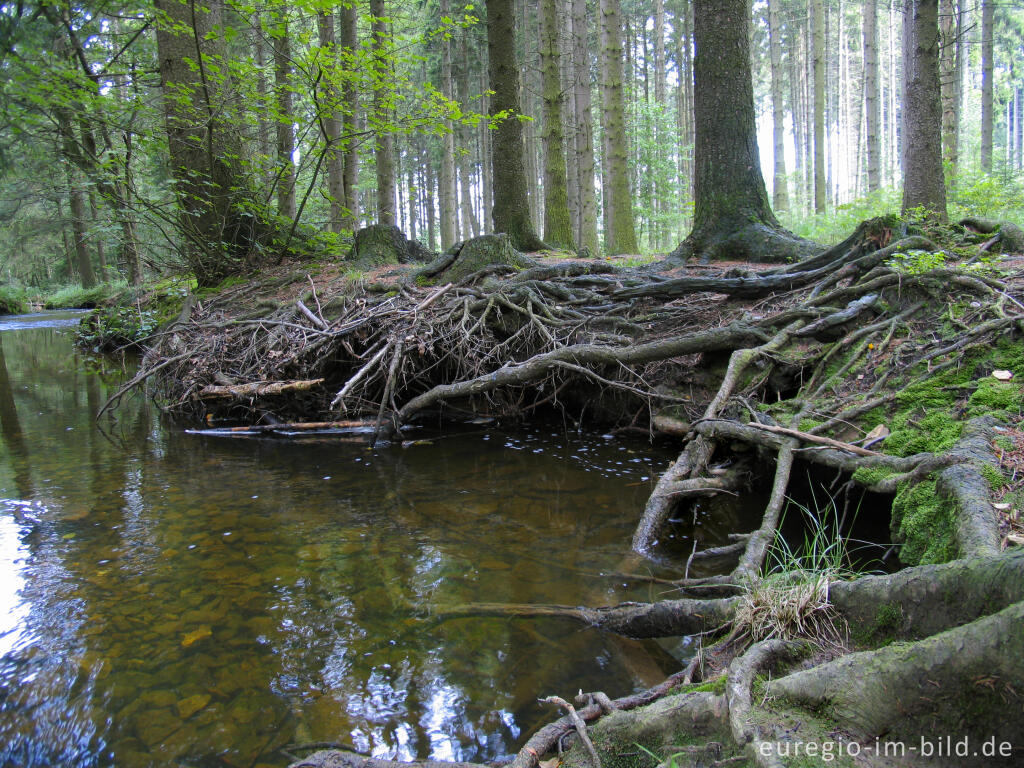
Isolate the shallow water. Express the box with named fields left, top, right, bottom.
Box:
left=0, top=312, right=753, bottom=767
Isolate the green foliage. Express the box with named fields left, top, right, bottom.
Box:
left=885, top=249, right=948, bottom=274
left=0, top=285, right=28, bottom=314
left=891, top=480, right=957, bottom=566
left=77, top=302, right=160, bottom=351
left=43, top=282, right=126, bottom=309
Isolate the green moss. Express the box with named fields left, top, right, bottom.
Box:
left=968, top=378, right=1023, bottom=417
left=884, top=410, right=963, bottom=457
left=851, top=465, right=899, bottom=486
left=890, top=479, right=958, bottom=566
left=853, top=602, right=903, bottom=647
left=676, top=674, right=727, bottom=695
left=980, top=463, right=1006, bottom=490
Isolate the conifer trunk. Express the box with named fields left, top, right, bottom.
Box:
left=901, top=0, right=947, bottom=219
left=599, top=0, right=639, bottom=255
left=539, top=0, right=574, bottom=249
left=485, top=0, right=546, bottom=251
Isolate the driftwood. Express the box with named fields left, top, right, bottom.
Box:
left=198, top=378, right=325, bottom=399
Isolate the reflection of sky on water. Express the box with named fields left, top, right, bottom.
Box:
left=0, top=505, right=29, bottom=657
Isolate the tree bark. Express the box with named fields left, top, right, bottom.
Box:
left=812, top=0, right=826, bottom=213
left=901, top=0, right=947, bottom=219
left=938, top=0, right=961, bottom=189
left=439, top=0, right=458, bottom=248
left=273, top=13, right=296, bottom=220
left=371, top=0, right=396, bottom=227
left=317, top=11, right=345, bottom=234
left=599, top=0, right=639, bottom=255
left=863, top=0, right=882, bottom=193
left=64, top=163, right=97, bottom=288
left=155, top=0, right=258, bottom=285
left=980, top=0, right=994, bottom=172
left=768, top=0, right=789, bottom=213
left=338, top=3, right=360, bottom=230
left=485, top=0, right=547, bottom=251
left=670, top=0, right=812, bottom=264
left=539, top=0, right=574, bottom=249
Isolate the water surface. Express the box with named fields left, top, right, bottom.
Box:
left=0, top=312, right=747, bottom=767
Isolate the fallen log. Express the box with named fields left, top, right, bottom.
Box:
left=198, top=378, right=325, bottom=399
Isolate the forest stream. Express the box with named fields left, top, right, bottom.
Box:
left=0, top=311, right=762, bottom=767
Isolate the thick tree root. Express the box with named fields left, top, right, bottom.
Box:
left=767, top=600, right=1024, bottom=762
left=421, top=596, right=739, bottom=639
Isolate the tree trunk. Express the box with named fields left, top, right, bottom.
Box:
left=539, top=0, right=574, bottom=250
left=571, top=0, right=600, bottom=255
left=439, top=0, right=458, bottom=247
left=339, top=3, right=360, bottom=229
left=768, top=0, right=789, bottom=213
left=458, top=37, right=480, bottom=239
left=252, top=14, right=274, bottom=188
left=939, top=0, right=961, bottom=189
left=155, top=0, right=258, bottom=285
left=812, top=0, right=826, bottom=213
left=599, top=0, right=639, bottom=255
left=318, top=11, right=346, bottom=234
left=485, top=0, right=547, bottom=251
left=273, top=14, right=296, bottom=220
left=864, top=0, right=882, bottom=193
left=371, top=0, right=396, bottom=227
left=901, top=0, right=947, bottom=219
left=652, top=0, right=667, bottom=248
left=65, top=164, right=96, bottom=289
left=980, top=0, right=994, bottom=172
left=670, top=0, right=812, bottom=264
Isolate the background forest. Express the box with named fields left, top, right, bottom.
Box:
left=1, top=0, right=1023, bottom=295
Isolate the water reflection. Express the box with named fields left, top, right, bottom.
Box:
left=0, top=313, right=755, bottom=767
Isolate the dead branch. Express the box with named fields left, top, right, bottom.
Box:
left=198, top=378, right=324, bottom=400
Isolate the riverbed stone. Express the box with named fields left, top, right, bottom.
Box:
left=176, top=693, right=211, bottom=719
left=134, top=707, right=182, bottom=748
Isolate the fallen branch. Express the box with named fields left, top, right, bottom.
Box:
left=198, top=378, right=324, bottom=400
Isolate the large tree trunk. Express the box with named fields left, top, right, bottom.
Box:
left=64, top=164, right=97, bottom=289
left=155, top=0, right=263, bottom=285
left=669, top=0, right=812, bottom=264
left=812, top=0, right=826, bottom=213
left=318, top=11, right=345, bottom=234
left=439, top=0, right=458, bottom=248
left=980, top=0, right=994, bottom=172
left=863, top=0, right=882, bottom=193
left=338, top=4, right=360, bottom=230
left=768, top=0, right=789, bottom=213
left=539, top=0, right=574, bottom=250
left=599, top=0, right=639, bottom=255
left=371, top=0, right=396, bottom=227
left=939, top=0, right=961, bottom=189
left=273, top=14, right=296, bottom=220
left=901, top=0, right=947, bottom=219
left=485, top=0, right=547, bottom=251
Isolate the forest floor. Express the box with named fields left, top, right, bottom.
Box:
left=91, top=217, right=1024, bottom=767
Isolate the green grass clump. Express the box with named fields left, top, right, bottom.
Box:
left=44, top=281, right=126, bottom=309
left=0, top=285, right=28, bottom=314
left=891, top=479, right=957, bottom=566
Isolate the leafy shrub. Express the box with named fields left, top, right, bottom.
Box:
left=0, top=285, right=28, bottom=315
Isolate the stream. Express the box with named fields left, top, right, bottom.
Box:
left=0, top=311, right=757, bottom=767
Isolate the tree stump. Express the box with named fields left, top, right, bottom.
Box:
left=348, top=225, right=435, bottom=268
